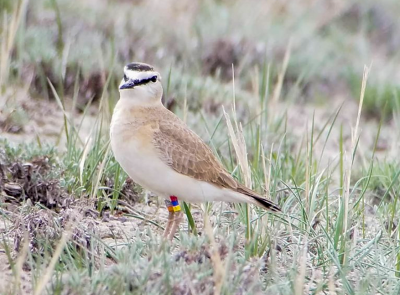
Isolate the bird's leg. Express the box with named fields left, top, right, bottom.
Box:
left=167, top=196, right=183, bottom=241
left=163, top=199, right=175, bottom=238
left=168, top=211, right=183, bottom=241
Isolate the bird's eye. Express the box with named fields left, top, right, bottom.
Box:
left=123, top=74, right=128, bottom=82
left=150, top=76, right=157, bottom=83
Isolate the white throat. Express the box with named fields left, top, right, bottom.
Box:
left=119, top=86, right=162, bottom=107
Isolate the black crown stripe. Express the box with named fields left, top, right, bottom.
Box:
left=126, top=63, right=154, bottom=72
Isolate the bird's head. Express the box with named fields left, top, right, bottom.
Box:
left=119, top=62, right=163, bottom=105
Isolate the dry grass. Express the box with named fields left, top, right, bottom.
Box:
left=0, top=0, right=28, bottom=90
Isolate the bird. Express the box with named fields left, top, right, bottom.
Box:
left=110, top=62, right=280, bottom=241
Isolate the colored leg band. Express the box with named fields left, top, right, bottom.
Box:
left=170, top=196, right=181, bottom=212
left=165, top=199, right=174, bottom=212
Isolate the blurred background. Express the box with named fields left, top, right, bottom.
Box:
left=1, top=0, right=399, bottom=151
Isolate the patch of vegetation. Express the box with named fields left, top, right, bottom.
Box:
left=0, top=0, right=13, bottom=14
left=347, top=70, right=400, bottom=119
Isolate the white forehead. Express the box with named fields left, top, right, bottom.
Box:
left=124, top=66, right=160, bottom=81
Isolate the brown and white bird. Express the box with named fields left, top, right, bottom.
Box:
left=110, top=62, right=280, bottom=240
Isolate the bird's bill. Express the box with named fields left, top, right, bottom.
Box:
left=119, top=80, right=136, bottom=90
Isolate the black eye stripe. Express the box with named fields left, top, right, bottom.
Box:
left=123, top=74, right=128, bottom=82
left=127, top=75, right=157, bottom=86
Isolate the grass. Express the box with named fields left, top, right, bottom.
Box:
left=347, top=70, right=400, bottom=119
left=3, top=62, right=400, bottom=293
left=0, top=0, right=28, bottom=91
left=1, top=0, right=400, bottom=294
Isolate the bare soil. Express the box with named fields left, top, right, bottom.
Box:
left=0, top=88, right=96, bottom=148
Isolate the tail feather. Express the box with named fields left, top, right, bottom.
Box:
left=251, top=195, right=281, bottom=212
left=237, top=184, right=281, bottom=212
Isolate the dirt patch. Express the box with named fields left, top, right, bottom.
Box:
left=0, top=160, right=73, bottom=212
left=0, top=88, right=95, bottom=148
left=0, top=199, right=175, bottom=294
left=0, top=252, right=33, bottom=295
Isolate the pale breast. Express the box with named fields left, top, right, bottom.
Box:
left=111, top=118, right=163, bottom=188
left=109, top=103, right=237, bottom=203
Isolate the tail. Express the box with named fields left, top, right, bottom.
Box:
left=237, top=184, right=281, bottom=212
left=251, top=195, right=281, bottom=212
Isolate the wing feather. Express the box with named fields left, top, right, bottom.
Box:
left=153, top=120, right=237, bottom=190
